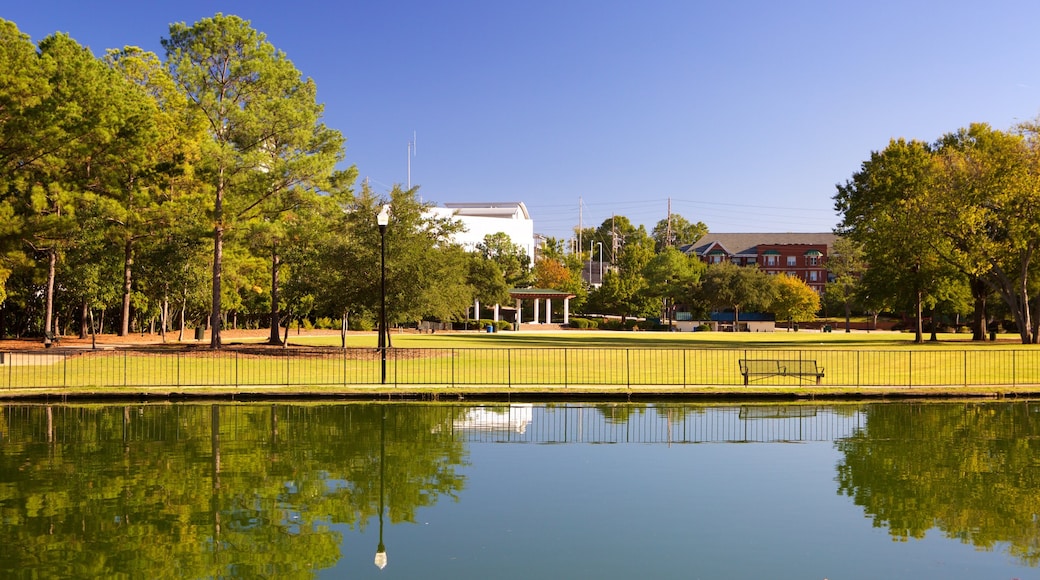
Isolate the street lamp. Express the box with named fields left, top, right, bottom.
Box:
left=588, top=240, right=594, bottom=285
left=596, top=242, right=603, bottom=285
left=377, top=205, right=390, bottom=384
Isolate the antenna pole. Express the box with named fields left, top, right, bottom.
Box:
left=407, top=132, right=416, bottom=189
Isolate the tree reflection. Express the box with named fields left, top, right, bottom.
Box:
left=0, top=404, right=468, bottom=578
left=835, top=402, right=1040, bottom=565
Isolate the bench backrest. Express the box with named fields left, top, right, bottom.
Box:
left=740, top=359, right=820, bottom=374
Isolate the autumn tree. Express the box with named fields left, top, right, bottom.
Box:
left=770, top=274, right=821, bottom=330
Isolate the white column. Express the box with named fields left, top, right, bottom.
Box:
left=563, top=298, right=570, bottom=325
left=515, top=298, right=522, bottom=328
left=474, top=299, right=480, bottom=321
left=533, top=298, right=540, bottom=324
left=545, top=299, right=552, bottom=324
left=493, top=304, right=500, bottom=322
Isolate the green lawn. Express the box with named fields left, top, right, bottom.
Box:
left=285, top=329, right=1007, bottom=350
left=4, top=329, right=1039, bottom=390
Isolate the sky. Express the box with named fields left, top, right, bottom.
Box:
left=6, top=1, right=1040, bottom=242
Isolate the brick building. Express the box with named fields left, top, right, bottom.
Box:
left=683, top=233, right=837, bottom=293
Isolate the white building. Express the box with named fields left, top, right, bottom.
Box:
left=426, top=202, right=535, bottom=260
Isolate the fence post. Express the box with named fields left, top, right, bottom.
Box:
left=508, top=349, right=512, bottom=387
left=452, top=348, right=456, bottom=387
left=124, top=350, right=128, bottom=388
left=564, top=348, right=568, bottom=388
left=626, top=349, right=631, bottom=388
left=908, top=351, right=912, bottom=388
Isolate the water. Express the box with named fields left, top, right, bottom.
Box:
left=1, top=402, right=1037, bottom=579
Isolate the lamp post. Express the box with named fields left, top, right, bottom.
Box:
left=377, top=205, right=390, bottom=384
left=588, top=240, right=594, bottom=285
left=596, top=242, right=603, bottom=286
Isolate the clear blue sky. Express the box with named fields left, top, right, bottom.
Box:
left=6, top=1, right=1040, bottom=241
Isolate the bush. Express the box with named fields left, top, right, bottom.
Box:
left=569, top=317, right=593, bottom=329
left=696, top=323, right=712, bottom=332
left=314, top=317, right=335, bottom=330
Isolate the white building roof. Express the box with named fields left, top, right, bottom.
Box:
left=427, top=202, right=535, bottom=259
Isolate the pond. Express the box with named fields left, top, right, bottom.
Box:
left=1, top=401, right=1037, bottom=579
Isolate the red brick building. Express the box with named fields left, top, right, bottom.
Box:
left=684, top=233, right=837, bottom=293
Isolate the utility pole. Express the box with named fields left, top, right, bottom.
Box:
left=611, top=213, right=618, bottom=262
left=407, top=132, right=416, bottom=189
left=577, top=197, right=583, bottom=256
left=666, top=197, right=673, bottom=247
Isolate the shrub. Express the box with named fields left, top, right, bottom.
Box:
left=314, top=317, right=335, bottom=329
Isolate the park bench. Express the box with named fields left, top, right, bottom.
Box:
left=739, top=359, right=824, bottom=385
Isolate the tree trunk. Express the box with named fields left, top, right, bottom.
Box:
left=120, top=238, right=133, bottom=336
left=269, top=249, right=282, bottom=345
left=177, top=300, right=185, bottom=342
left=914, top=290, right=923, bottom=344
left=971, top=277, right=987, bottom=341
left=79, top=300, right=88, bottom=339
left=43, top=248, right=56, bottom=347
left=210, top=171, right=225, bottom=349
left=843, top=294, right=852, bottom=333
left=88, top=307, right=96, bottom=350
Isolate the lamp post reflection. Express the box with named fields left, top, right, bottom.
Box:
left=374, top=408, right=388, bottom=569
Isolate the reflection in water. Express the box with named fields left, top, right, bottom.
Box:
left=0, top=402, right=1037, bottom=577
left=836, top=402, right=1040, bottom=566
left=452, top=404, right=534, bottom=433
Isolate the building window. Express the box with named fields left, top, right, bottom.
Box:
left=809, top=270, right=818, bottom=281
left=786, top=256, right=796, bottom=266
left=766, top=255, right=778, bottom=266
left=807, top=256, right=819, bottom=266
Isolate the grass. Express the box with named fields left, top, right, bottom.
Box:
left=284, top=328, right=1012, bottom=350
left=4, top=329, right=1040, bottom=393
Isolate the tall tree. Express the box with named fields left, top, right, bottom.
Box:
left=642, top=246, right=704, bottom=327
left=651, top=214, right=708, bottom=253
left=162, top=13, right=341, bottom=348
left=932, top=123, right=1040, bottom=343
left=824, top=237, right=866, bottom=333
left=476, top=232, right=532, bottom=288
left=698, top=261, right=774, bottom=330
left=12, top=33, right=124, bottom=344
left=0, top=20, right=50, bottom=305
left=835, top=138, right=954, bottom=343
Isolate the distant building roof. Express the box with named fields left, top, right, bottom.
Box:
left=685, top=233, right=838, bottom=257
left=442, top=202, right=531, bottom=220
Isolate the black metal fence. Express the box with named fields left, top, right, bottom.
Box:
left=3, top=346, right=1040, bottom=389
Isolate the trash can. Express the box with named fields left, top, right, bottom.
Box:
left=486, top=325, right=494, bottom=333
left=990, top=330, right=997, bottom=341
left=195, top=327, right=205, bottom=340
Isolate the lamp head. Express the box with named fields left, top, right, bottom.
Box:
left=377, top=205, right=391, bottom=227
